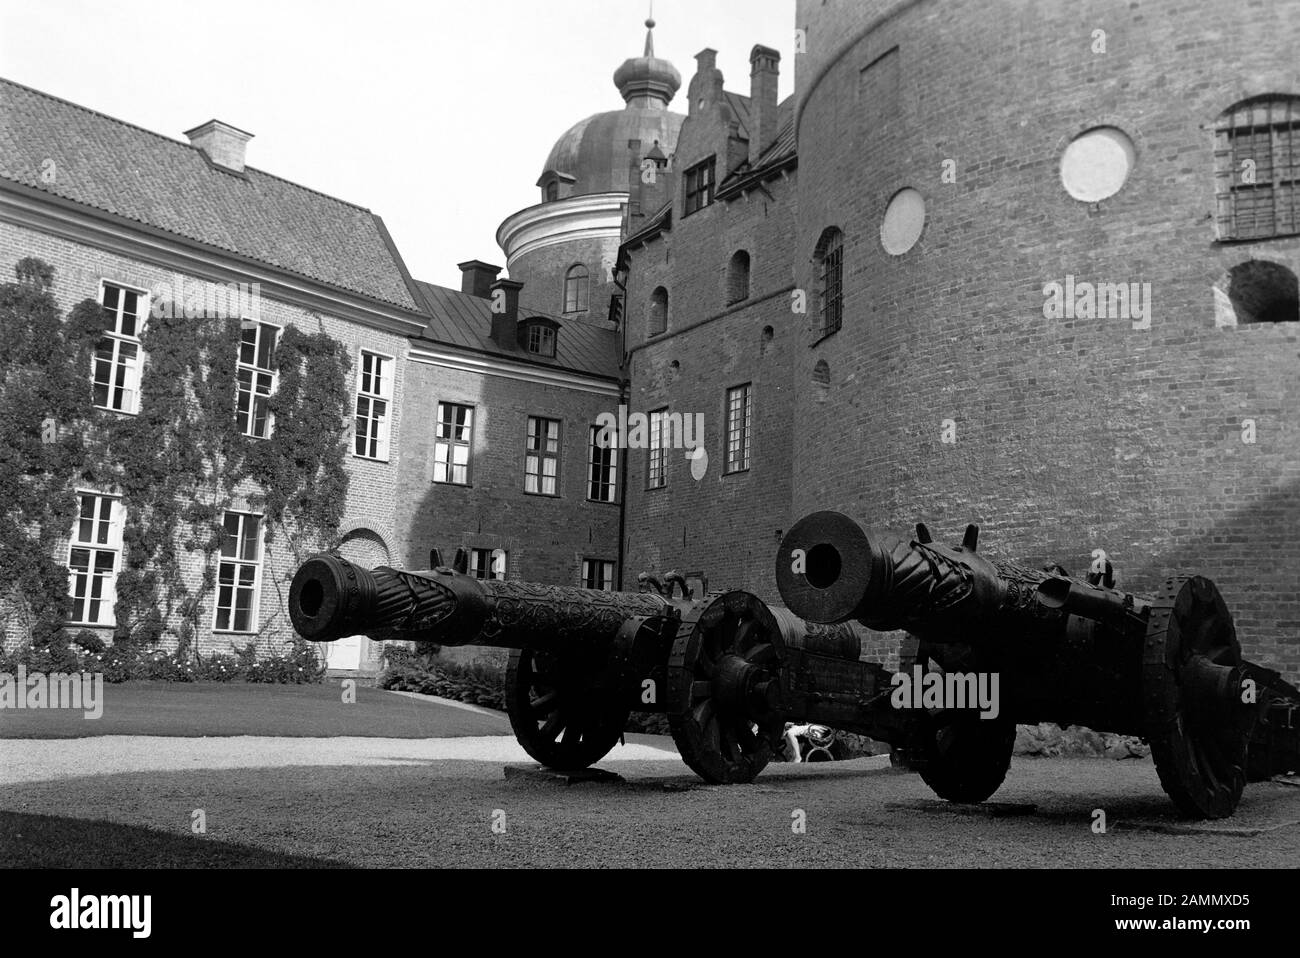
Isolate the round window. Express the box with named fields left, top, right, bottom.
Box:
left=1060, top=127, right=1136, bottom=202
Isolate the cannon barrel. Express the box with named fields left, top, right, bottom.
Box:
left=289, top=553, right=668, bottom=651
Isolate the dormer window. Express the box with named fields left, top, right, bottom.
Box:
left=545, top=180, right=559, bottom=202
left=521, top=318, right=559, bottom=357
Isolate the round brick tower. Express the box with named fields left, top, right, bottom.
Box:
left=497, top=17, right=685, bottom=325
left=792, top=0, right=1300, bottom=674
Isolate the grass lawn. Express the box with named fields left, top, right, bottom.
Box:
left=0, top=681, right=512, bottom=739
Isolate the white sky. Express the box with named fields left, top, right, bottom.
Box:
left=0, top=0, right=796, bottom=290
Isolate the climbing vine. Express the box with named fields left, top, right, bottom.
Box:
left=0, top=257, right=352, bottom=655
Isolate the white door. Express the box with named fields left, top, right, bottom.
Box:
left=325, top=634, right=363, bottom=671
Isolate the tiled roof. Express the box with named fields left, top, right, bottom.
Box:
left=414, top=280, right=622, bottom=381
left=0, top=77, right=420, bottom=311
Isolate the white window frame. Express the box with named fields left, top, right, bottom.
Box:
left=582, top=558, right=615, bottom=591
left=434, top=402, right=474, bottom=485
left=354, top=348, right=395, bottom=461
left=524, top=415, right=561, bottom=496
left=647, top=408, right=668, bottom=489
left=236, top=319, right=281, bottom=439
left=66, top=490, right=124, bottom=627
left=470, top=548, right=507, bottom=581
left=725, top=384, right=753, bottom=474
left=213, top=510, right=264, bottom=634
left=93, top=280, right=150, bottom=415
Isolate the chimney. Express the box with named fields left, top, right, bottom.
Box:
left=749, top=46, right=781, bottom=166
left=184, top=119, right=253, bottom=173
left=458, top=260, right=502, bottom=299
left=488, top=278, right=522, bottom=346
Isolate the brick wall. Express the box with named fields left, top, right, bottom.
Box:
left=0, top=220, right=408, bottom=659
left=622, top=149, right=799, bottom=600
left=508, top=235, right=621, bottom=326
left=393, top=349, right=623, bottom=664
left=793, top=0, right=1300, bottom=678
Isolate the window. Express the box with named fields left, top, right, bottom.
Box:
left=587, top=424, right=618, bottom=502
left=725, top=384, right=753, bottom=474
left=237, top=321, right=279, bottom=438
left=470, top=548, right=506, bottom=581
left=354, top=351, right=393, bottom=460
left=582, top=558, right=615, bottom=591
left=727, top=251, right=751, bottom=304
left=564, top=264, right=589, bottom=313
left=524, top=416, right=561, bottom=496
left=67, top=492, right=122, bottom=626
left=647, top=407, right=668, bottom=489
left=1226, top=260, right=1299, bottom=324
left=648, top=286, right=668, bottom=336
left=434, top=403, right=473, bottom=485
left=93, top=282, right=146, bottom=413
left=215, top=511, right=262, bottom=633
left=1215, top=96, right=1300, bottom=241
left=525, top=322, right=556, bottom=357
left=684, top=157, right=716, bottom=215
left=816, top=227, right=844, bottom=335
left=545, top=180, right=559, bottom=202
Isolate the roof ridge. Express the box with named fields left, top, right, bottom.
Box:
left=0, top=75, right=377, bottom=215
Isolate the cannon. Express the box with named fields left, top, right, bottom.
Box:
left=288, top=551, right=907, bottom=785
left=774, top=511, right=1300, bottom=818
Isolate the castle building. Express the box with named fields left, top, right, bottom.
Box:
left=3, top=2, right=1298, bottom=686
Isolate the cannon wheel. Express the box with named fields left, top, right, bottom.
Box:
left=1143, top=576, right=1250, bottom=819
left=894, top=638, right=1016, bottom=804
left=667, top=592, right=786, bottom=784
left=505, top=648, right=629, bottom=771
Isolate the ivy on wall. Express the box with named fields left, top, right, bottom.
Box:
left=0, top=258, right=352, bottom=653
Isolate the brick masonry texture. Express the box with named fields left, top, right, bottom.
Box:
left=509, top=235, right=621, bottom=325
left=0, top=220, right=407, bottom=668
left=792, top=0, right=1300, bottom=678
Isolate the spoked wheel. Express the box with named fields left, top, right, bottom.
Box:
left=667, top=591, right=786, bottom=784
left=896, top=638, right=1015, bottom=804
left=1144, top=576, right=1251, bottom=819
left=505, top=647, right=629, bottom=771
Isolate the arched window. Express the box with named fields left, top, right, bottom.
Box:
left=544, top=180, right=559, bottom=202
left=564, top=264, right=589, bottom=313
left=1227, top=260, right=1299, bottom=324
left=1214, top=95, right=1300, bottom=241
left=815, top=227, right=844, bottom=335
left=812, top=359, right=831, bottom=403
left=727, top=250, right=750, bottom=304
left=648, top=286, right=668, bottom=335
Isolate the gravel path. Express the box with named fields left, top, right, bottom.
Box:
left=1, top=737, right=1297, bottom=867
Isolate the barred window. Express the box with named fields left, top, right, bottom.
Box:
left=587, top=424, right=618, bottom=502
left=434, top=403, right=473, bottom=485
left=525, top=416, right=561, bottom=496
left=470, top=548, right=506, bottom=581
left=725, top=384, right=753, bottom=474
left=1215, top=96, right=1300, bottom=241
left=647, top=408, right=668, bottom=489
left=684, top=157, right=716, bottom=215
left=237, top=321, right=279, bottom=439
left=564, top=265, right=589, bottom=313
left=816, top=227, right=844, bottom=335
left=67, top=492, right=122, bottom=626
left=93, top=282, right=147, bottom=414
left=354, top=351, right=393, bottom=460
left=582, top=558, right=615, bottom=591
left=215, top=511, right=261, bottom=633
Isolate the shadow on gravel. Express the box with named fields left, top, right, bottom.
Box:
left=0, top=811, right=350, bottom=868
